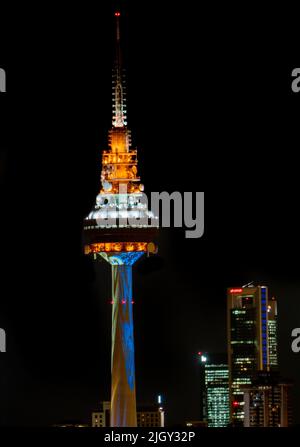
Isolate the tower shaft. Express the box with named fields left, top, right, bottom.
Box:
left=111, top=264, right=137, bottom=426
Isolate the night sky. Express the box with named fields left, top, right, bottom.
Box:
left=0, top=1, right=299, bottom=427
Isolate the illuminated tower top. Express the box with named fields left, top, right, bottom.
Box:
left=97, top=11, right=143, bottom=196
left=84, top=10, right=158, bottom=256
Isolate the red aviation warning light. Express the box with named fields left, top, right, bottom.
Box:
left=115, top=11, right=121, bottom=17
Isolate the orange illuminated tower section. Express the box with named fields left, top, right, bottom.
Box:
left=83, top=11, right=158, bottom=427
left=103, top=10, right=141, bottom=196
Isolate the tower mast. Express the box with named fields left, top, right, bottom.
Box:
left=84, top=10, right=158, bottom=427
left=112, top=11, right=127, bottom=128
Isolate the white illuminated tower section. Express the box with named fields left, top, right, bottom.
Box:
left=83, top=11, right=158, bottom=427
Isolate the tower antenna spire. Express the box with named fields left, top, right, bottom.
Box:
left=112, top=11, right=127, bottom=128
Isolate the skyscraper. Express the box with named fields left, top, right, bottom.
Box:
left=84, top=11, right=158, bottom=427
left=227, top=285, right=278, bottom=425
left=198, top=353, right=230, bottom=427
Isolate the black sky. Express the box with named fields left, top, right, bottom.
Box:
left=0, top=1, right=299, bottom=426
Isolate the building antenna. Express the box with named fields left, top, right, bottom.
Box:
left=112, top=11, right=127, bottom=128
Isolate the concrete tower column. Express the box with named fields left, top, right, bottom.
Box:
left=111, top=264, right=137, bottom=427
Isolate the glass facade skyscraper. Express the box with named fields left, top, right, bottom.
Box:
left=227, top=285, right=278, bottom=425
left=205, top=363, right=230, bottom=427
left=198, top=353, right=230, bottom=427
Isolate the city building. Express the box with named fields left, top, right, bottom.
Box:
left=227, top=285, right=278, bottom=425
left=268, top=298, right=278, bottom=370
left=243, top=372, right=293, bottom=427
left=92, top=401, right=164, bottom=427
left=205, top=362, right=230, bottom=427
left=197, top=352, right=207, bottom=422
left=137, top=405, right=165, bottom=427
left=198, top=353, right=230, bottom=427
left=92, top=401, right=111, bottom=428
left=83, top=11, right=158, bottom=427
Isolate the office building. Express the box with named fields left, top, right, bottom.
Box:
left=244, top=372, right=293, bottom=427
left=227, top=285, right=278, bottom=424
left=198, top=353, right=230, bottom=427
